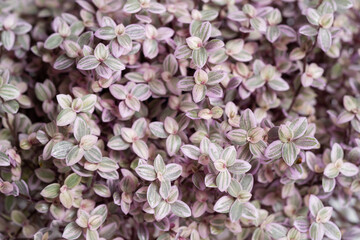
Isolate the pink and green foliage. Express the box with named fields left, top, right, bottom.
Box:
left=0, top=0, right=360, bottom=239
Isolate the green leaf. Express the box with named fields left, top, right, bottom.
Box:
left=147, top=182, right=161, bottom=208
left=213, top=195, right=234, bottom=213
left=318, top=28, right=332, bottom=52
left=136, top=164, right=156, bottom=181
left=103, top=56, right=125, bottom=71
left=117, top=35, right=132, bottom=49
left=323, top=221, right=341, bottom=240
left=56, top=108, right=77, bottom=126
left=164, top=163, right=182, bottom=181
left=0, top=84, right=20, bottom=101
left=216, top=170, right=231, bottom=192
left=60, top=190, right=73, bottom=209
left=84, top=146, right=102, bottom=163
left=62, top=222, right=82, bottom=240
left=294, top=136, right=320, bottom=150
left=0, top=152, right=10, bottom=167
left=81, top=94, right=97, bottom=113
left=93, top=184, right=111, bottom=198
left=181, top=145, right=201, bottom=160
left=310, top=222, right=324, bottom=240
left=40, top=183, right=60, bottom=198
left=309, top=194, right=324, bottom=217
left=107, top=135, right=130, bottom=150
left=95, top=26, right=116, bottom=40
left=77, top=55, right=100, bottom=70
left=1, top=30, right=15, bottom=50
left=171, top=200, right=191, bottom=218
left=52, top=141, right=74, bottom=159
left=44, top=33, right=63, bottom=50
left=299, top=25, right=318, bottom=36
left=123, top=0, right=141, bottom=13
left=155, top=201, right=171, bottom=221
left=194, top=21, right=211, bottom=42
left=192, top=47, right=207, bottom=68
left=166, top=134, right=181, bottom=157
left=229, top=199, right=242, bottom=222
left=282, top=142, right=298, bottom=166
left=64, top=173, right=81, bottom=188
left=265, top=140, right=283, bottom=160
left=132, top=140, right=149, bottom=159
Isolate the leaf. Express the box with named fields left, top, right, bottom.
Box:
left=123, top=0, right=141, bottom=14
left=213, top=195, right=234, bottom=213
left=194, top=21, right=211, bottom=42
left=126, top=24, right=145, bottom=40
left=148, top=2, right=166, bottom=14
left=334, top=0, right=353, bottom=9
left=60, top=190, right=73, bottom=208
left=181, top=145, right=201, bottom=160
left=44, top=33, right=63, bottom=50
left=294, top=136, right=320, bottom=150
left=155, top=201, right=171, bottom=221
left=241, top=202, right=258, bottom=220
left=266, top=223, right=288, bottom=239
left=192, top=84, right=206, bottom=103
left=164, top=163, right=182, bottom=181
left=174, top=45, right=192, bottom=59
left=154, top=154, right=166, bottom=174
left=65, top=173, right=82, bottom=188
left=62, top=222, right=82, bottom=240
left=166, top=134, right=181, bottom=157
left=317, top=206, right=333, bottom=223
left=309, top=194, right=324, bottom=217
left=143, top=39, right=158, bottom=59
left=250, top=17, right=267, bottom=32
left=310, top=222, right=325, bottom=240
left=340, top=162, right=359, bottom=177
left=318, top=28, right=332, bottom=52
left=324, top=163, right=340, bottom=178
left=13, top=22, right=32, bottom=35
left=268, top=78, right=289, bottom=91
left=52, top=141, right=74, bottom=159
left=84, top=146, right=102, bottom=163
left=330, top=143, right=343, bottom=162
left=323, top=221, right=341, bottom=240
left=103, top=56, right=125, bottom=71
left=149, top=122, right=168, bottom=138
left=147, top=182, right=161, bottom=208
left=0, top=84, right=20, bottom=101
left=227, top=160, right=251, bottom=174
left=171, top=200, right=191, bottom=218
left=109, top=84, right=127, bottom=100
left=306, top=8, right=320, bottom=25
left=66, top=146, right=85, bottom=166
left=40, top=183, right=60, bottom=198
left=0, top=152, right=10, bottom=167
left=282, top=142, right=298, bottom=166
left=81, top=94, right=97, bottom=113
left=86, top=230, right=100, bottom=240
left=289, top=118, right=308, bottom=139
left=93, top=184, right=111, bottom=198
left=132, top=140, right=149, bottom=159
left=95, top=26, right=116, bottom=40
left=74, top=117, right=90, bottom=141
left=299, top=25, right=318, bottom=36
left=192, top=47, right=207, bottom=68
left=229, top=199, right=242, bottom=222
left=227, top=129, right=247, bottom=146
left=77, top=56, right=100, bottom=70
left=216, top=170, right=231, bottom=192
left=322, top=177, right=336, bottom=192
left=136, top=164, right=156, bottom=181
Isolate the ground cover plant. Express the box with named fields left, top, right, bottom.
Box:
left=0, top=0, right=360, bottom=239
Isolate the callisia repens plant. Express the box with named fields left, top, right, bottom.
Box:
left=1, top=0, right=360, bottom=239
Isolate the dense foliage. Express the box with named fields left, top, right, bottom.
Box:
left=0, top=0, right=359, bottom=239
